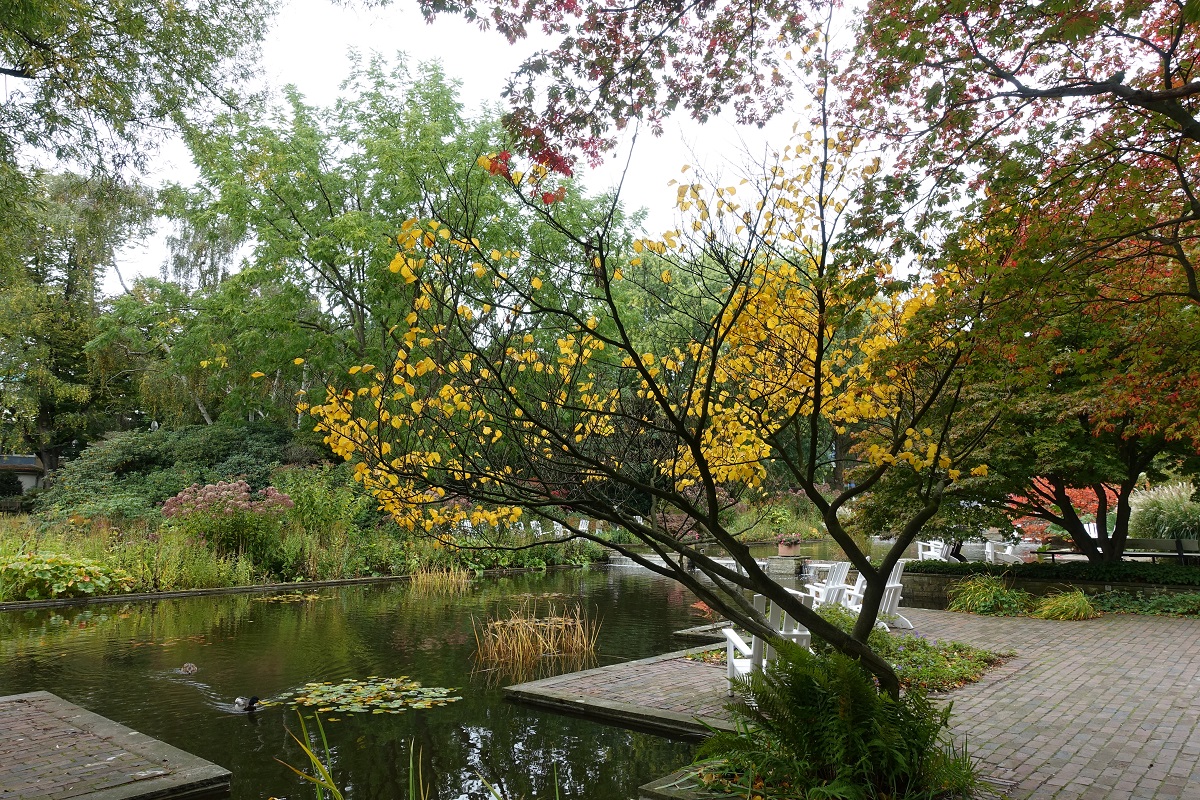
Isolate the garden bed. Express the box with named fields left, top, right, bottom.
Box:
left=903, top=565, right=1200, bottom=608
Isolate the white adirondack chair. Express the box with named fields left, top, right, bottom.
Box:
left=578, top=518, right=589, bottom=534
left=917, top=540, right=949, bottom=561
left=722, top=593, right=813, bottom=694
left=997, top=543, right=1023, bottom=564
left=841, top=561, right=904, bottom=608
left=842, top=561, right=913, bottom=631
left=984, top=540, right=1022, bottom=564
left=528, top=520, right=543, bottom=538
left=802, top=561, right=851, bottom=608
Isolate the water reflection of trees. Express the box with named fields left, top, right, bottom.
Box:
left=1, top=570, right=698, bottom=799
left=317, top=705, right=692, bottom=800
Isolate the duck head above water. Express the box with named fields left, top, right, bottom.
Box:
left=233, top=696, right=260, bottom=712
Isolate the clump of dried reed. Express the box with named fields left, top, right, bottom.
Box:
left=473, top=604, right=600, bottom=669
left=408, top=566, right=471, bottom=595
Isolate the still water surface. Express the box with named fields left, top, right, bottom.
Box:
left=0, top=569, right=710, bottom=800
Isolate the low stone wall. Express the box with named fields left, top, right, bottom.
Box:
left=902, top=572, right=1200, bottom=608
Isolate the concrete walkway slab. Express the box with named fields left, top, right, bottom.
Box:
left=507, top=609, right=1200, bottom=799
left=0, top=691, right=230, bottom=800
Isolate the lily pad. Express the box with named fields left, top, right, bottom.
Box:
left=271, top=676, right=462, bottom=716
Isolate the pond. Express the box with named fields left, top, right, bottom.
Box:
left=0, top=569, right=713, bottom=800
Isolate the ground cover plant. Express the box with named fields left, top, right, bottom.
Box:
left=1090, top=591, right=1200, bottom=617
left=0, top=552, right=135, bottom=601
left=695, top=643, right=979, bottom=799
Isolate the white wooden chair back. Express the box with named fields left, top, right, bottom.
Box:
left=826, top=561, right=851, bottom=588
left=841, top=574, right=867, bottom=609
left=917, top=540, right=948, bottom=561
left=723, top=594, right=812, bottom=693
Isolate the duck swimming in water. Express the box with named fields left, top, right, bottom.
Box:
left=179, top=663, right=198, bottom=675
left=233, top=696, right=260, bottom=712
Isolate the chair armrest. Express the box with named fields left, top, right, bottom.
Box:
left=722, top=627, right=753, bottom=658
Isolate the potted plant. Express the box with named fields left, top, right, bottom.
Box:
left=777, top=533, right=806, bottom=557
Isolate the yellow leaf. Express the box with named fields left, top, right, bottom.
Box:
left=251, top=371, right=266, bottom=378
left=531, top=277, right=543, bottom=290
left=293, top=357, right=305, bottom=365
left=661, top=270, right=672, bottom=284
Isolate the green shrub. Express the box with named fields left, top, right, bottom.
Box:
left=1031, top=590, right=1099, bottom=620
left=37, top=421, right=317, bottom=519
left=947, top=575, right=1033, bottom=616
left=0, top=472, right=23, bottom=498
left=1129, top=482, right=1200, bottom=540
left=0, top=553, right=134, bottom=600
left=163, top=481, right=293, bottom=573
left=905, top=559, right=1200, bottom=587
left=696, top=643, right=978, bottom=799
left=720, top=496, right=828, bottom=543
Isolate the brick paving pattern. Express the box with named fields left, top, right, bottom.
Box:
left=0, top=691, right=229, bottom=799
left=511, top=609, right=1200, bottom=799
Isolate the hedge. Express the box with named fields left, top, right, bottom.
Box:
left=904, top=559, right=1200, bottom=587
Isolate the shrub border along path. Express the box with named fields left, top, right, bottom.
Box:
left=509, top=608, right=1200, bottom=800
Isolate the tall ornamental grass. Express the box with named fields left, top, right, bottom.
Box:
left=1129, top=482, right=1200, bottom=540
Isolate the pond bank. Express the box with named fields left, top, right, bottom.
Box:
left=0, top=564, right=585, bottom=612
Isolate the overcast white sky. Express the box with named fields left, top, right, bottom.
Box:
left=108, top=0, right=799, bottom=296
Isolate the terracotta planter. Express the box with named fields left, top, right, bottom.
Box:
left=777, top=543, right=804, bottom=557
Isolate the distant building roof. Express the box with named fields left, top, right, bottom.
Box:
left=0, top=455, right=45, bottom=473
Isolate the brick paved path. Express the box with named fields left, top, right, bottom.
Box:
left=904, top=609, right=1200, bottom=800
left=0, top=691, right=229, bottom=799
left=509, top=609, right=1200, bottom=800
